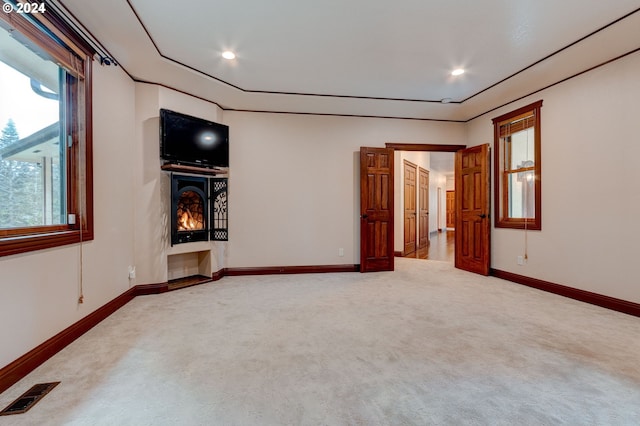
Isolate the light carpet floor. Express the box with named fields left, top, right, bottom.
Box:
left=1, top=258, right=639, bottom=425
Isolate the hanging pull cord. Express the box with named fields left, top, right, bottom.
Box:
left=78, top=229, right=84, bottom=304
left=523, top=115, right=532, bottom=262
left=78, top=142, right=84, bottom=305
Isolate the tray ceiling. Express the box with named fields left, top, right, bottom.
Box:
left=59, top=0, right=640, bottom=121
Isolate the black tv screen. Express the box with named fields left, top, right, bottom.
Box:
left=160, top=109, right=229, bottom=168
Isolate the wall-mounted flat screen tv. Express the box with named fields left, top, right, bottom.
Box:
left=160, top=109, right=229, bottom=169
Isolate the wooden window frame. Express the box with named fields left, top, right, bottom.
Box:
left=492, top=100, right=542, bottom=230
left=0, top=8, right=94, bottom=257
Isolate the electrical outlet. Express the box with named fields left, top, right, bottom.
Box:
left=517, top=256, right=524, bottom=265
left=128, top=266, right=136, bottom=279
left=338, top=248, right=344, bottom=257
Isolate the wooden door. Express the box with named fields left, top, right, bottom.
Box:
left=403, top=161, right=417, bottom=255
left=446, top=190, right=455, bottom=228
left=455, top=144, right=490, bottom=275
left=360, top=147, right=394, bottom=272
left=418, top=167, right=429, bottom=248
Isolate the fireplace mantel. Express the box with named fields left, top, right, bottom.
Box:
left=161, top=163, right=228, bottom=176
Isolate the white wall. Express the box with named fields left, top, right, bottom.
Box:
left=446, top=176, right=455, bottom=191
left=0, top=64, right=137, bottom=367
left=224, top=111, right=464, bottom=266
left=466, top=50, right=640, bottom=304
left=428, top=170, right=447, bottom=233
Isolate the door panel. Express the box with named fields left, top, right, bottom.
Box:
left=360, top=147, right=394, bottom=272
left=455, top=144, right=490, bottom=275
left=403, top=161, right=417, bottom=255
left=419, top=167, right=429, bottom=248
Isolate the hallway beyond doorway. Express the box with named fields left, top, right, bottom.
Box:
left=403, top=230, right=454, bottom=262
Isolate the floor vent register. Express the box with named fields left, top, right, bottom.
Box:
left=0, top=382, right=60, bottom=416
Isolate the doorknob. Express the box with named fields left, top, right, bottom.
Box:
left=478, top=213, right=487, bottom=219
left=362, top=214, right=368, bottom=219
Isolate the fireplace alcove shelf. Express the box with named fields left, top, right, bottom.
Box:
left=166, top=244, right=215, bottom=291
left=167, top=274, right=212, bottom=291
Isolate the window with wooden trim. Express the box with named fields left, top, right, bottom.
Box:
left=0, top=5, right=94, bottom=257
left=492, top=100, right=542, bottom=230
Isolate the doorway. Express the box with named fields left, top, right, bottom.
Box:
left=360, top=143, right=490, bottom=274
left=387, top=144, right=461, bottom=263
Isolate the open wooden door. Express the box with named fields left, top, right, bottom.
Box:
left=403, top=161, right=417, bottom=255
left=418, top=167, right=429, bottom=248
left=455, top=144, right=490, bottom=275
left=360, top=147, right=394, bottom=272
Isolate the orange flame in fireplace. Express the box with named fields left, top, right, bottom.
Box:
left=178, top=209, right=201, bottom=231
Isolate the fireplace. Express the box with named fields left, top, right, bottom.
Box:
left=170, top=173, right=229, bottom=245
left=171, top=175, right=209, bottom=245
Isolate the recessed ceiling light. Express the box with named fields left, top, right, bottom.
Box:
left=222, top=51, right=236, bottom=60
left=451, top=68, right=465, bottom=76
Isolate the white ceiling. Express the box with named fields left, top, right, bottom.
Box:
left=58, top=0, right=640, bottom=121
left=429, top=152, right=455, bottom=178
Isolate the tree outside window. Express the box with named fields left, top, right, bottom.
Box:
left=0, top=8, right=93, bottom=257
